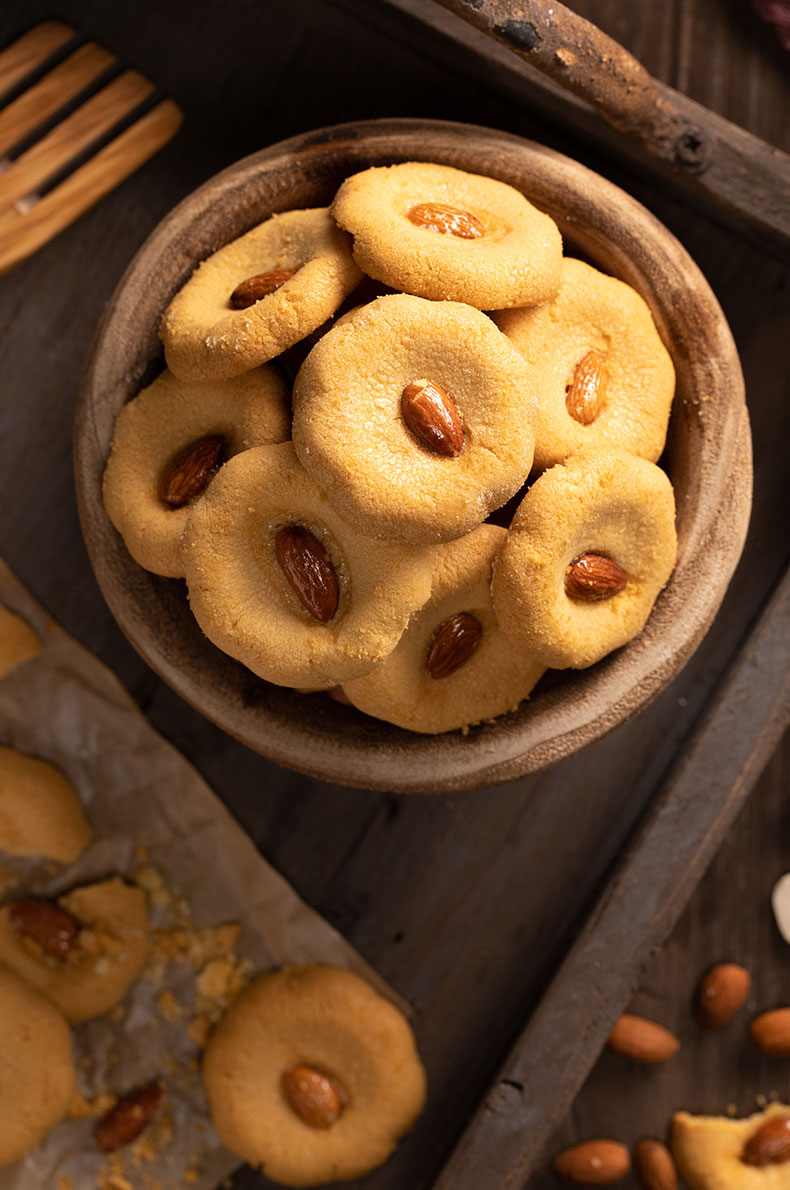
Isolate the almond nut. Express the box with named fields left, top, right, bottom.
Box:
left=697, top=962, right=750, bottom=1029
left=275, top=525, right=339, bottom=623
left=407, top=202, right=483, bottom=239
left=425, top=612, right=483, bottom=679
left=634, top=1139, right=677, bottom=1190
left=281, top=1064, right=345, bottom=1129
left=742, top=1114, right=790, bottom=1166
left=96, top=1081, right=164, bottom=1153
left=566, top=349, right=608, bottom=425
left=565, top=554, right=627, bottom=602
left=159, top=434, right=226, bottom=508
left=229, top=267, right=296, bottom=309
left=750, top=1007, right=790, bottom=1056
left=10, top=897, right=81, bottom=960
left=401, top=378, right=465, bottom=457
left=608, top=1014, right=680, bottom=1063
left=553, top=1139, right=631, bottom=1183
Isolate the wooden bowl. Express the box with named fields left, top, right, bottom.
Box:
left=75, top=118, right=751, bottom=794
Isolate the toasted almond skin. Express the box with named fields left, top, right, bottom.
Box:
left=401, top=378, right=465, bottom=458
left=750, top=1008, right=790, bottom=1056
left=10, top=897, right=81, bottom=959
left=407, top=201, right=483, bottom=239
left=565, top=554, right=628, bottom=602
left=229, top=267, right=296, bottom=309
left=281, top=1064, right=345, bottom=1129
left=634, top=1139, right=678, bottom=1190
left=159, top=434, right=226, bottom=508
left=566, top=349, right=608, bottom=425
left=96, top=1081, right=164, bottom=1153
left=608, top=1014, right=680, bottom=1064
left=425, top=612, right=483, bottom=679
left=742, top=1115, right=790, bottom=1166
left=697, top=962, right=751, bottom=1030
left=275, top=525, right=339, bottom=623
left=553, top=1139, right=631, bottom=1183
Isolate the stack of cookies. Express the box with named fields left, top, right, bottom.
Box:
left=103, top=162, right=678, bottom=734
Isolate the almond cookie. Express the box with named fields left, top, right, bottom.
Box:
left=0, top=603, right=40, bottom=677
left=102, top=365, right=290, bottom=578
left=672, top=1103, right=790, bottom=1188
left=161, top=208, right=362, bottom=382
left=331, top=162, right=562, bottom=309
left=492, top=449, right=677, bottom=669
left=203, top=964, right=426, bottom=1187
left=0, top=876, right=149, bottom=1022
left=0, top=963, right=76, bottom=1166
left=344, top=525, right=545, bottom=733
left=182, top=442, right=435, bottom=688
left=496, top=258, right=675, bottom=471
left=0, top=747, right=92, bottom=864
left=292, top=295, right=539, bottom=544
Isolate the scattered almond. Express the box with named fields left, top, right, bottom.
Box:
left=96, top=1081, right=164, bottom=1153
left=553, top=1138, right=630, bottom=1183
left=9, top=897, right=81, bottom=959
left=407, top=202, right=483, bottom=239
left=696, top=963, right=750, bottom=1029
left=159, top=434, right=226, bottom=508
left=281, top=1064, right=345, bottom=1129
left=401, top=378, right=465, bottom=457
left=741, top=1114, right=790, bottom=1166
left=229, top=267, right=296, bottom=308
left=771, top=872, right=790, bottom=943
left=634, top=1139, right=677, bottom=1189
left=750, top=1008, right=790, bottom=1056
left=566, top=349, right=608, bottom=425
left=565, top=554, right=627, bottom=602
left=608, top=1014, right=680, bottom=1063
left=275, top=525, right=339, bottom=623
left=425, top=612, right=483, bottom=679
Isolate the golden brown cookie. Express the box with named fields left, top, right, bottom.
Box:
left=161, top=209, right=362, bottom=382
left=495, top=258, right=675, bottom=471
left=102, top=365, right=290, bottom=578
left=0, top=962, right=76, bottom=1167
left=344, top=525, right=545, bottom=733
left=672, top=1103, right=790, bottom=1189
left=492, top=449, right=677, bottom=669
left=183, top=442, right=435, bottom=688
left=292, top=294, right=539, bottom=543
left=0, top=747, right=92, bottom=864
left=0, top=877, right=149, bottom=1022
left=0, top=603, right=40, bottom=677
left=203, top=964, right=426, bottom=1187
left=331, top=162, right=562, bottom=309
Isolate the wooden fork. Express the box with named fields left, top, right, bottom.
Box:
left=0, top=21, right=182, bottom=274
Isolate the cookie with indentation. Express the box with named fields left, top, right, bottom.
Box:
left=0, top=747, right=92, bottom=864
left=102, top=365, right=290, bottom=578
left=495, top=258, right=675, bottom=471
left=492, top=449, right=676, bottom=669
left=344, top=525, right=545, bottom=733
left=331, top=162, right=562, bottom=309
left=0, top=963, right=76, bottom=1167
left=672, top=1103, right=790, bottom=1189
left=292, top=294, right=539, bottom=544
left=0, top=604, right=40, bottom=678
left=161, top=208, right=362, bottom=382
left=182, top=442, right=435, bottom=688
left=0, top=876, right=149, bottom=1022
left=203, top=964, right=426, bottom=1187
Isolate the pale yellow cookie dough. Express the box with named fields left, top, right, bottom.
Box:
left=182, top=442, right=435, bottom=688
left=161, top=208, right=362, bottom=382
left=495, top=258, right=675, bottom=471
left=102, top=365, right=291, bottom=578
left=344, top=525, right=545, bottom=733
left=331, top=162, right=562, bottom=309
left=672, top=1103, right=790, bottom=1189
left=0, top=604, right=39, bottom=678
left=292, top=295, right=539, bottom=543
left=203, top=964, right=426, bottom=1187
left=492, top=449, right=677, bottom=669
left=0, top=877, right=149, bottom=1022
left=0, top=747, right=92, bottom=864
left=0, top=963, right=76, bottom=1167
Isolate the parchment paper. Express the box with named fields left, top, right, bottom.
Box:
left=0, top=559, right=389, bottom=1190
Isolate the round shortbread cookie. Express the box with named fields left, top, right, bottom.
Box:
left=0, top=604, right=39, bottom=678
left=492, top=449, right=676, bottom=669
left=102, top=366, right=290, bottom=578
left=331, top=161, right=562, bottom=309
left=0, top=963, right=75, bottom=1167
left=672, top=1103, right=790, bottom=1190
left=495, top=258, right=675, bottom=471
left=343, top=525, right=545, bottom=733
left=0, top=747, right=92, bottom=864
left=203, top=964, right=426, bottom=1187
left=292, top=295, right=539, bottom=544
left=182, top=442, right=435, bottom=688
left=161, top=208, right=362, bottom=382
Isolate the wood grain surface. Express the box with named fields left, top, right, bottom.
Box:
left=0, top=1, right=787, bottom=1188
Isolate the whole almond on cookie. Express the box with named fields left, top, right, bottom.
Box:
left=401, top=378, right=465, bottom=458
left=750, top=1008, right=790, bottom=1056
left=159, top=434, right=226, bottom=508
left=566, top=349, right=608, bottom=425
left=407, top=202, right=483, bottom=239
left=634, top=1139, right=677, bottom=1189
left=565, top=554, right=627, bottom=602
left=275, top=525, right=339, bottom=623
left=697, top=963, right=750, bottom=1029
left=10, top=897, right=81, bottom=959
left=741, top=1114, right=790, bottom=1166
left=96, top=1081, right=164, bottom=1152
left=553, top=1139, right=630, bottom=1183
left=608, top=1014, right=680, bottom=1063
left=229, top=268, right=296, bottom=308
left=425, top=612, right=483, bottom=679
left=281, top=1064, right=345, bottom=1129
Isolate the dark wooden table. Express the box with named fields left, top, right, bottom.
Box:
left=0, top=1, right=788, bottom=1187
